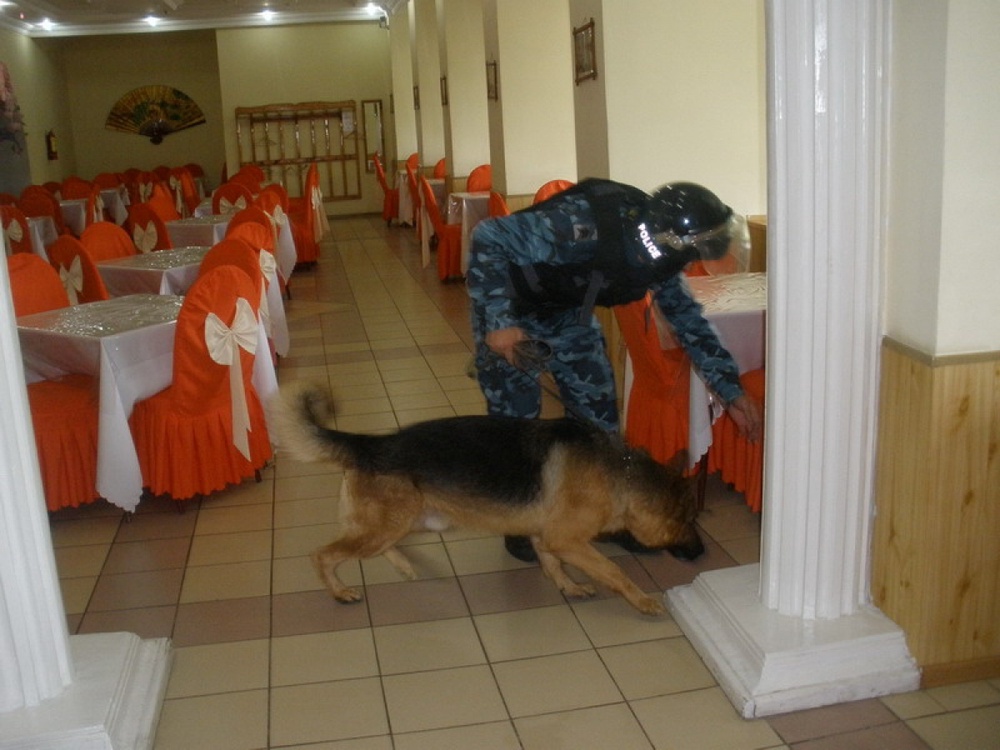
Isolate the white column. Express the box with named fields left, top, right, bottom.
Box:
left=0, top=268, right=171, bottom=747
left=666, top=0, right=920, bottom=717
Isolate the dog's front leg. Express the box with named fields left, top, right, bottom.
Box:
left=553, top=544, right=665, bottom=615
left=535, top=543, right=597, bottom=600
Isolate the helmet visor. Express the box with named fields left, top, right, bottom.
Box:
left=694, top=213, right=751, bottom=276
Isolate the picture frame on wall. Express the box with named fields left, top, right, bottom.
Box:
left=486, top=61, right=499, bottom=101
left=573, top=18, right=597, bottom=85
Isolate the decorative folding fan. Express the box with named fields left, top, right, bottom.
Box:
left=105, top=85, right=206, bottom=144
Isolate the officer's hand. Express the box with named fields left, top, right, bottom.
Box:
left=726, top=395, right=763, bottom=443
left=486, top=327, right=528, bottom=366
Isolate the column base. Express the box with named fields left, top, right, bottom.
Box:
left=666, top=564, right=920, bottom=718
left=0, top=632, right=171, bottom=750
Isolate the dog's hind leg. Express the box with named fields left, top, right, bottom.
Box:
left=535, top=544, right=597, bottom=600
left=382, top=546, right=417, bottom=580
left=551, top=544, right=665, bottom=615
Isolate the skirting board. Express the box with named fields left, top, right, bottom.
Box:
left=666, top=564, right=921, bottom=718
left=0, top=632, right=171, bottom=750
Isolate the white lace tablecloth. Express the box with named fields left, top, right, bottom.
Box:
left=165, top=215, right=230, bottom=247
left=17, top=294, right=277, bottom=512
left=97, top=246, right=210, bottom=296
left=446, top=191, right=490, bottom=274
left=26, top=216, right=58, bottom=260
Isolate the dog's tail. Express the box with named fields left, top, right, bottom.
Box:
left=268, top=382, right=361, bottom=468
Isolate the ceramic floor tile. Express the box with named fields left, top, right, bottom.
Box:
left=171, top=595, right=271, bottom=647
left=335, top=412, right=400, bottom=433
left=53, top=543, right=110, bottom=578
left=474, top=605, right=592, bottom=662
left=87, top=568, right=184, bottom=611
left=49, top=516, right=122, bottom=547
left=882, top=690, right=950, bottom=720
left=279, top=737, right=392, bottom=750
left=114, top=510, right=197, bottom=542
left=445, top=537, right=537, bottom=576
left=393, top=721, right=521, bottom=750
left=153, top=690, right=269, bottom=750
left=365, top=578, right=471, bottom=627
left=515, top=703, right=655, bottom=750
left=492, top=650, right=623, bottom=718
left=186, top=529, right=271, bottom=566
left=767, top=698, right=902, bottom=744
left=459, top=568, right=568, bottom=615
left=77, top=605, right=176, bottom=639
left=382, top=665, right=508, bottom=734
left=570, top=596, right=683, bottom=646
left=924, top=680, right=1000, bottom=710
left=200, top=478, right=273, bottom=508
left=696, top=502, right=763, bottom=543
left=271, top=589, right=370, bottom=636
left=789, top=723, right=931, bottom=749
left=166, top=638, right=270, bottom=698
left=272, top=554, right=334, bottom=595
left=273, top=522, right=341, bottom=558
left=631, top=687, right=782, bottom=750
left=178, top=559, right=271, bottom=603
left=59, top=576, right=97, bottom=615
left=270, top=678, right=389, bottom=746
left=395, top=406, right=458, bottom=425
left=271, top=629, right=379, bottom=686
left=194, top=502, right=273, bottom=535
left=275, top=496, right=339, bottom=528
left=100, top=537, right=190, bottom=574
left=906, top=704, right=1000, bottom=750
left=373, top=617, right=485, bottom=674
left=600, top=636, right=716, bottom=700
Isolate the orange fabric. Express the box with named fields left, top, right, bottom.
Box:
left=42, top=181, right=62, bottom=196
left=287, top=163, right=322, bottom=264
left=420, top=176, right=462, bottom=281
left=61, top=176, right=93, bottom=199
left=405, top=164, right=422, bottom=240
left=147, top=182, right=181, bottom=222
left=169, top=166, right=201, bottom=216
left=227, top=221, right=276, bottom=256
left=707, top=368, right=766, bottom=512
left=1, top=205, right=33, bottom=254
left=227, top=206, right=274, bottom=238
left=83, top=185, right=105, bottom=229
left=0, top=192, right=18, bottom=205
left=405, top=152, right=419, bottom=171
left=198, top=239, right=264, bottom=289
left=153, top=165, right=171, bottom=182
left=614, top=295, right=691, bottom=467
left=28, top=375, right=101, bottom=511
left=46, top=235, right=110, bottom=303
left=488, top=191, right=511, bottom=218
left=7, top=253, right=71, bottom=315
left=533, top=179, right=575, bottom=204
left=81, top=221, right=136, bottom=261
left=257, top=183, right=289, bottom=212
left=126, top=203, right=173, bottom=251
left=433, top=158, right=447, bottom=178
left=466, top=164, right=492, bottom=192
left=93, top=172, right=121, bottom=189
left=19, top=185, right=69, bottom=235
left=213, top=181, right=254, bottom=216
left=373, top=153, right=399, bottom=225
left=129, top=265, right=272, bottom=501
left=184, top=162, right=206, bottom=179
left=228, top=172, right=262, bottom=194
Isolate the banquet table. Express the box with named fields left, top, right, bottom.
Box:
left=17, top=294, right=277, bottom=512
left=27, top=216, right=58, bottom=260
left=446, top=191, right=490, bottom=274
left=96, top=246, right=210, bottom=296
left=396, top=173, right=414, bottom=226
left=165, top=215, right=230, bottom=247
left=194, top=198, right=296, bottom=281
left=99, top=187, right=130, bottom=225
left=59, top=198, right=88, bottom=236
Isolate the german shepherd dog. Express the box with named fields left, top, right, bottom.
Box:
left=272, top=383, right=704, bottom=615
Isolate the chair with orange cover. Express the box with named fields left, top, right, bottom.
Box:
left=19, top=185, right=68, bottom=235
left=1, top=204, right=33, bottom=254
left=287, top=162, right=325, bottom=266
left=93, top=172, right=121, bottom=190
left=373, top=152, right=399, bottom=226
left=7, top=253, right=100, bottom=511
left=706, top=368, right=766, bottom=512
left=420, top=176, right=463, bottom=281
left=433, top=158, right=447, bottom=179
left=614, top=293, right=692, bottom=467
left=127, top=202, right=173, bottom=252
left=405, top=152, right=419, bottom=171
left=147, top=181, right=181, bottom=223
left=213, top=181, right=253, bottom=216
left=227, top=220, right=288, bottom=301
left=42, top=181, right=62, bottom=197
left=153, top=165, right=171, bottom=182
left=0, top=192, right=18, bottom=205
left=46, top=235, right=110, bottom=304
left=60, top=176, right=94, bottom=199
left=533, top=179, right=575, bottom=204
left=488, top=191, right=511, bottom=218
left=405, top=162, right=422, bottom=240
left=129, top=265, right=272, bottom=503
left=466, top=164, right=492, bottom=193
left=168, top=166, right=201, bottom=216
left=81, top=221, right=137, bottom=261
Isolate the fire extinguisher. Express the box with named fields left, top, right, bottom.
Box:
left=45, top=130, right=58, bottom=160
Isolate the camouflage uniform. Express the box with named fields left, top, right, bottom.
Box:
left=466, top=181, right=743, bottom=433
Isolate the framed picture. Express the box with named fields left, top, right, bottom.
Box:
left=573, top=18, right=597, bottom=85
left=486, top=60, right=499, bottom=101
left=440, top=76, right=449, bottom=107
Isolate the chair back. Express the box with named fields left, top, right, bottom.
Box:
left=147, top=181, right=181, bottom=222
left=81, top=221, right=137, bottom=261
left=533, top=179, right=575, bottom=204
left=184, top=162, right=206, bottom=180
left=252, top=190, right=289, bottom=241
left=1, top=205, right=33, bottom=254
left=93, top=172, right=121, bottom=189
left=433, top=158, right=447, bottom=179
left=7, top=253, right=70, bottom=316
left=19, top=185, right=68, bottom=234
left=227, top=206, right=274, bottom=239
left=405, top=152, right=419, bottom=171
left=83, top=185, right=105, bottom=229
left=46, top=235, right=110, bottom=304
left=488, top=191, right=511, bottom=218
left=153, top=165, right=172, bottom=182
left=419, top=176, right=447, bottom=236
left=466, top=164, right=492, bottom=192
left=213, top=182, right=254, bottom=215
left=0, top=192, right=18, bottom=205
left=373, top=153, right=391, bottom=193
left=227, top=222, right=276, bottom=256
left=257, top=182, right=289, bottom=212
left=61, top=176, right=94, bottom=199
left=168, top=166, right=201, bottom=216
left=42, top=182, right=62, bottom=197
left=127, top=203, right=173, bottom=252
left=199, top=238, right=265, bottom=291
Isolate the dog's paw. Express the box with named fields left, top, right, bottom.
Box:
left=332, top=587, right=365, bottom=604
left=634, top=594, right=666, bottom=616
left=561, top=581, right=597, bottom=599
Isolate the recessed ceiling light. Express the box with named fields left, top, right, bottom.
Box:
left=144, top=15, right=161, bottom=27
left=260, top=10, right=275, bottom=22
left=38, top=17, right=55, bottom=31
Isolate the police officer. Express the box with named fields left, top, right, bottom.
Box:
left=466, top=179, right=763, bottom=562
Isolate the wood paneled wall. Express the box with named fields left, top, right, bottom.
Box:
left=872, top=339, right=1000, bottom=686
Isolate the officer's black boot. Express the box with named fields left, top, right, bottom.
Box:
left=503, top=535, right=538, bottom=563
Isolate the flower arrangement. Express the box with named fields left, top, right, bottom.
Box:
left=1, top=62, right=27, bottom=154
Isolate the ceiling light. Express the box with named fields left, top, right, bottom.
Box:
left=38, top=18, right=54, bottom=31
left=260, top=10, right=275, bottom=22
left=144, top=15, right=161, bottom=27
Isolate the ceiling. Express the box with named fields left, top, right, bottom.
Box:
left=0, top=0, right=404, bottom=37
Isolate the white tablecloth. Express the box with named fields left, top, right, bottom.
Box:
left=396, top=173, right=415, bottom=226
left=59, top=198, right=88, bottom=236
left=17, top=294, right=277, bottom=512
left=447, top=191, right=490, bottom=273
left=194, top=198, right=296, bottom=281
left=166, top=215, right=230, bottom=247
left=100, top=187, right=130, bottom=225
left=96, top=246, right=210, bottom=296
left=27, top=216, right=58, bottom=260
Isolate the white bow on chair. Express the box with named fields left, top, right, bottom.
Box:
left=169, top=176, right=183, bottom=215
left=92, top=194, right=106, bottom=224
left=219, top=196, right=247, bottom=214
left=256, top=251, right=276, bottom=336
left=4, top=218, right=23, bottom=244
left=133, top=221, right=158, bottom=253
left=59, top=255, right=83, bottom=305
left=204, top=297, right=258, bottom=461
left=139, top=181, right=153, bottom=202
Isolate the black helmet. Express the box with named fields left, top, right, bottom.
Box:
left=633, top=182, right=750, bottom=278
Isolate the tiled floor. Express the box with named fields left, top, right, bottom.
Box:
left=50, top=217, right=1000, bottom=749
